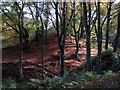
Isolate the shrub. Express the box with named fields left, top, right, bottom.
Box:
left=2, top=77, right=17, bottom=89
left=83, top=71, right=99, bottom=80
left=92, top=49, right=120, bottom=72
left=27, top=76, right=63, bottom=88
left=2, top=77, right=29, bottom=89
left=103, top=70, right=113, bottom=77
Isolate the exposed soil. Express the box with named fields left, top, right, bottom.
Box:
left=2, top=33, right=120, bottom=88
left=2, top=33, right=97, bottom=82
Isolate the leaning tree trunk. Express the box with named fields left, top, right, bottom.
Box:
left=73, top=2, right=79, bottom=59
left=74, top=33, right=80, bottom=59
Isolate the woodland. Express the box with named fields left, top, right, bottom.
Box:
left=1, top=1, right=120, bottom=89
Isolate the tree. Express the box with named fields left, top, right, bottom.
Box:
left=55, top=2, right=66, bottom=77
left=33, top=2, right=45, bottom=79
left=68, top=2, right=82, bottom=59
left=1, top=2, right=30, bottom=52
left=80, top=2, right=85, bottom=38
left=97, top=1, right=102, bottom=74
left=105, top=2, right=112, bottom=49
left=113, top=10, right=120, bottom=52
left=73, top=2, right=80, bottom=59
left=83, top=2, right=92, bottom=71
left=44, top=2, right=50, bottom=44
left=14, top=2, right=24, bottom=80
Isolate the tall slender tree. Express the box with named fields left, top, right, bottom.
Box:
left=14, top=2, right=24, bottom=80
left=105, top=2, right=112, bottom=49
left=73, top=2, right=79, bottom=59
left=73, top=2, right=80, bottom=59
left=83, top=2, right=92, bottom=71
left=113, top=10, right=120, bottom=53
left=34, top=2, right=45, bottom=79
left=97, top=1, right=102, bottom=74
left=44, top=2, right=50, bottom=44
left=60, top=2, right=66, bottom=77
left=55, top=2, right=66, bottom=77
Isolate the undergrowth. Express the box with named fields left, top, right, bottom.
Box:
left=2, top=49, right=120, bottom=89
left=2, top=69, right=119, bottom=89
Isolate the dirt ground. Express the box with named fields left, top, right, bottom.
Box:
left=2, top=33, right=120, bottom=88
left=2, top=33, right=97, bottom=82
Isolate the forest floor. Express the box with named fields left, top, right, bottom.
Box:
left=2, top=33, right=120, bottom=88
left=2, top=33, right=97, bottom=81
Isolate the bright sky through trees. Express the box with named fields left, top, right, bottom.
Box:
left=115, top=0, right=120, bottom=3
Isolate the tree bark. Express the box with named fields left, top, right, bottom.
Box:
left=18, top=4, right=24, bottom=80
left=55, top=2, right=66, bottom=77
left=60, top=2, right=66, bottom=77
left=40, top=3, right=45, bottom=80
left=105, top=2, right=112, bottom=49
left=44, top=2, right=50, bottom=44
left=97, top=2, right=102, bottom=74
left=83, top=2, right=92, bottom=71
left=113, top=11, right=120, bottom=52
left=72, top=2, right=79, bottom=59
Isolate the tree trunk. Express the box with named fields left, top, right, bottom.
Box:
left=75, top=33, right=79, bottom=59
left=113, top=11, right=120, bottom=52
left=35, top=2, right=39, bottom=42
left=55, top=2, right=65, bottom=77
left=34, top=2, right=45, bottom=79
left=44, top=3, right=50, bottom=44
left=40, top=3, right=45, bottom=80
left=44, top=18, right=48, bottom=44
left=72, top=2, right=79, bottom=59
left=18, top=7, right=23, bottom=80
left=55, top=2, right=60, bottom=49
left=97, top=2, right=102, bottom=74
left=60, top=2, right=66, bottom=77
left=80, top=2, right=84, bottom=39
left=23, top=27, right=31, bottom=52
left=105, top=2, right=112, bottom=49
left=83, top=2, right=92, bottom=71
